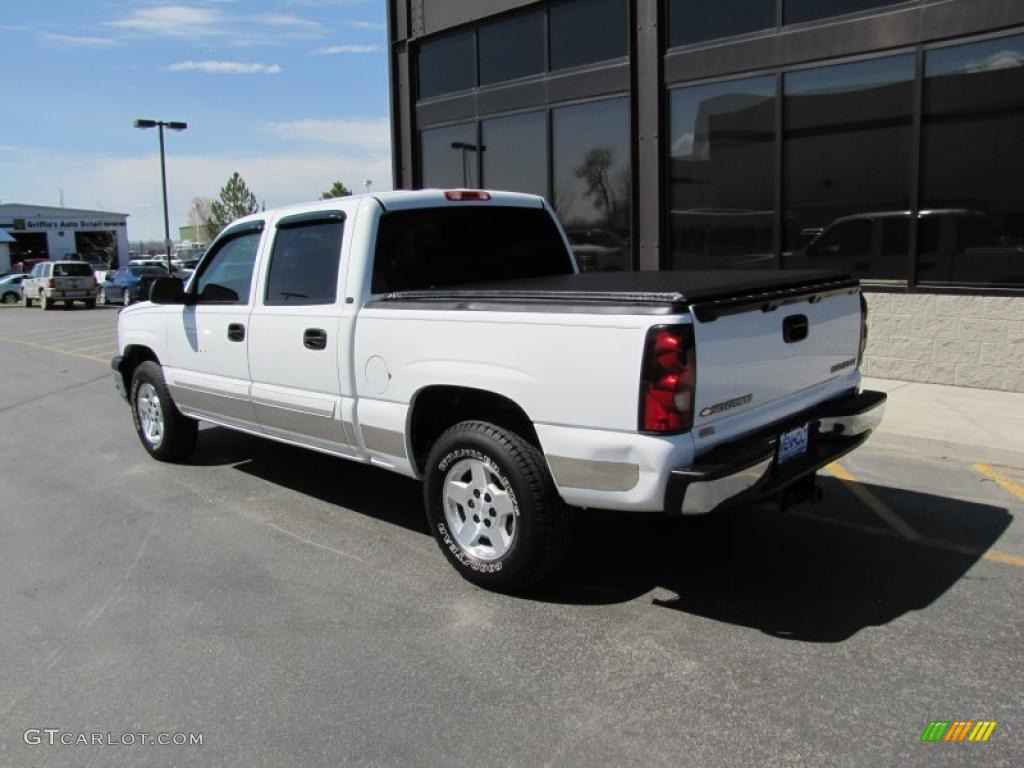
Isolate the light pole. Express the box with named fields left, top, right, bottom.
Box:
left=134, top=119, right=187, bottom=274
left=450, top=141, right=485, bottom=187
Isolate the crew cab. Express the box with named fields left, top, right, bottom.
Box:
left=111, top=190, right=885, bottom=591
left=22, top=260, right=97, bottom=309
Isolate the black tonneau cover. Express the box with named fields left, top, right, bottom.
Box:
left=371, top=270, right=859, bottom=319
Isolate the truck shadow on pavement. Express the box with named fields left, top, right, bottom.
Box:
left=537, top=477, right=1013, bottom=642
left=190, top=428, right=1011, bottom=643
left=190, top=426, right=429, bottom=535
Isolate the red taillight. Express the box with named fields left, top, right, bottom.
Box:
left=858, top=293, right=868, bottom=368
left=444, top=189, right=491, bottom=201
left=640, top=325, right=696, bottom=434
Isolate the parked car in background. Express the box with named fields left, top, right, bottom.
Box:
left=129, top=257, right=192, bottom=281
left=22, top=261, right=97, bottom=309
left=0, top=273, right=29, bottom=304
left=99, top=266, right=167, bottom=306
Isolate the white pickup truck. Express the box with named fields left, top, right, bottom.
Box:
left=112, top=190, right=885, bottom=591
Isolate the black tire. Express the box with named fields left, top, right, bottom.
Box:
left=83, top=298, right=96, bottom=309
left=129, top=361, right=198, bottom=462
left=1, top=291, right=17, bottom=304
left=40, top=292, right=51, bottom=310
left=423, top=421, right=572, bottom=592
left=123, top=289, right=132, bottom=306
left=63, top=301, right=74, bottom=309
left=22, top=292, right=32, bottom=308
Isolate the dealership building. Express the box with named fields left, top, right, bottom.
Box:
left=387, top=0, right=1024, bottom=392
left=0, top=204, right=130, bottom=273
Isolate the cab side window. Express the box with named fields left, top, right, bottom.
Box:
left=192, top=230, right=262, bottom=304
left=264, top=215, right=345, bottom=305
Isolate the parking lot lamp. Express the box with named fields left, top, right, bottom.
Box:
left=134, top=119, right=188, bottom=274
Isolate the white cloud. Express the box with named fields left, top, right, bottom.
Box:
left=0, top=149, right=392, bottom=240
left=257, top=13, right=324, bottom=30
left=312, top=44, right=380, bottom=55
left=41, top=33, right=118, bottom=47
left=108, top=5, right=222, bottom=37
left=345, top=20, right=386, bottom=31
left=965, top=50, right=1024, bottom=73
left=260, top=118, right=391, bottom=150
left=671, top=132, right=695, bottom=156
left=168, top=60, right=282, bottom=74
left=106, top=5, right=326, bottom=44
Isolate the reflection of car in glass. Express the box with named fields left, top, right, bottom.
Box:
left=99, top=266, right=168, bottom=306
left=0, top=273, right=29, bottom=304
left=668, top=208, right=776, bottom=270
left=565, top=228, right=629, bottom=271
left=788, top=209, right=1023, bottom=283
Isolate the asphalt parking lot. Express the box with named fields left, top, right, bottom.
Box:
left=1, top=305, right=1021, bottom=767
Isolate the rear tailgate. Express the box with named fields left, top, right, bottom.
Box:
left=54, top=276, right=95, bottom=292
left=690, top=282, right=862, bottom=430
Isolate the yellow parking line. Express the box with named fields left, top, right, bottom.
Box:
left=825, top=462, right=921, bottom=541
left=74, top=340, right=118, bottom=353
left=973, top=463, right=1024, bottom=502
left=0, top=335, right=108, bottom=364
left=23, top=326, right=116, bottom=344
left=791, top=510, right=1024, bottom=568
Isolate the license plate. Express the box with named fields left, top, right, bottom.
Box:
left=777, top=423, right=809, bottom=465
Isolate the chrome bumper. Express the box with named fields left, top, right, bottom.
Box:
left=666, top=389, right=886, bottom=516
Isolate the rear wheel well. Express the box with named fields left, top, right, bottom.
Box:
left=409, top=386, right=541, bottom=474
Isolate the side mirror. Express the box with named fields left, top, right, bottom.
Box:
left=149, top=277, right=187, bottom=305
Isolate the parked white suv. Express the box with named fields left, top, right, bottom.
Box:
left=22, top=260, right=97, bottom=309
left=111, top=190, right=885, bottom=591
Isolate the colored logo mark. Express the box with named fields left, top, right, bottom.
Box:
left=920, top=721, right=997, bottom=742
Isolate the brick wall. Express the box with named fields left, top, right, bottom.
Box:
left=862, top=292, right=1024, bottom=393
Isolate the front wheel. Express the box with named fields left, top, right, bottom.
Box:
left=130, top=361, right=198, bottom=462
left=1, top=292, right=17, bottom=304
left=423, top=421, right=572, bottom=592
left=83, top=298, right=96, bottom=309
left=22, top=292, right=32, bottom=308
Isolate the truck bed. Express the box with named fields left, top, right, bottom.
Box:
left=371, top=270, right=858, bottom=319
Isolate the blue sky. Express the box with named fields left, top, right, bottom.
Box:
left=0, top=0, right=391, bottom=239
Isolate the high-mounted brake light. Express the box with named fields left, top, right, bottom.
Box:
left=444, top=189, right=491, bottom=201
left=858, top=293, right=868, bottom=368
left=639, top=325, right=696, bottom=434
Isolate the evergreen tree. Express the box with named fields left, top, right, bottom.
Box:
left=321, top=180, right=352, bottom=199
left=209, top=172, right=259, bottom=235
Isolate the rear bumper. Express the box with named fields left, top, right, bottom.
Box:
left=665, top=389, right=886, bottom=515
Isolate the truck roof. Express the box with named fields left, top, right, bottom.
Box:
left=229, top=189, right=547, bottom=228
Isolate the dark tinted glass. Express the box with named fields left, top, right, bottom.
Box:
left=481, top=111, right=548, bottom=198
left=420, top=123, right=479, bottom=188
left=479, top=11, right=544, bottom=85
left=918, top=34, right=1024, bottom=287
left=667, top=76, right=776, bottom=269
left=418, top=29, right=475, bottom=99
left=553, top=97, right=631, bottom=271
left=550, top=0, right=628, bottom=71
left=668, top=0, right=776, bottom=48
left=372, top=207, right=573, bottom=293
left=783, top=55, right=914, bottom=279
left=194, top=232, right=261, bottom=304
left=53, top=262, right=93, bottom=277
left=784, top=0, right=903, bottom=25
left=265, top=220, right=344, bottom=305
left=129, top=267, right=165, bottom=276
